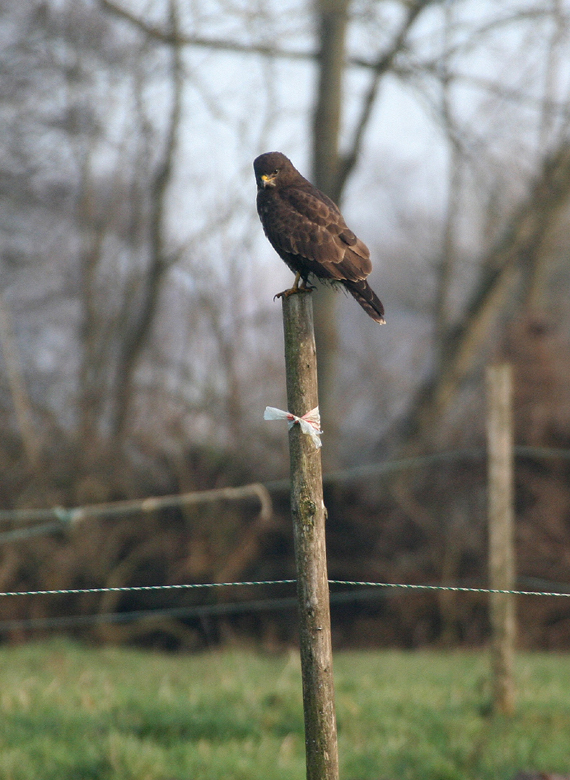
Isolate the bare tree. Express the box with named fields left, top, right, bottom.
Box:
left=311, top=0, right=439, bottom=462
left=396, top=140, right=570, bottom=450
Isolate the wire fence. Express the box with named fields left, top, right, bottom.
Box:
left=0, top=445, right=569, bottom=637
left=0, top=576, right=569, bottom=635
left=2, top=578, right=570, bottom=601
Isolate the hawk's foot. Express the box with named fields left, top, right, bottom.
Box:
left=274, top=274, right=316, bottom=300
left=274, top=285, right=315, bottom=301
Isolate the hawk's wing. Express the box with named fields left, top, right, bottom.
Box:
left=261, top=185, right=372, bottom=282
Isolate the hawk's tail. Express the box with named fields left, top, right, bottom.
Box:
left=343, top=279, right=385, bottom=324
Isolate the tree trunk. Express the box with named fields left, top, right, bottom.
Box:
left=311, top=0, right=350, bottom=467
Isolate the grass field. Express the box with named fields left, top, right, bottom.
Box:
left=0, top=640, right=568, bottom=780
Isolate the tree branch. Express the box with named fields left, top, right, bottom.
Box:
left=99, top=0, right=314, bottom=60
left=336, top=0, right=438, bottom=194
left=99, top=0, right=437, bottom=75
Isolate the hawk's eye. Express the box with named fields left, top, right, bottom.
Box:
left=273, top=168, right=279, bottom=174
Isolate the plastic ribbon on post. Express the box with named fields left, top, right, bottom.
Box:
left=264, top=406, right=323, bottom=449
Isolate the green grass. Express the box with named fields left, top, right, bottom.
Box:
left=0, top=640, right=568, bottom=779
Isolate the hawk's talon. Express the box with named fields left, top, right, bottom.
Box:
left=273, top=285, right=314, bottom=301
left=273, top=271, right=314, bottom=301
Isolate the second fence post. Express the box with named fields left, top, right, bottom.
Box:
left=282, top=292, right=339, bottom=780
left=486, top=362, right=516, bottom=715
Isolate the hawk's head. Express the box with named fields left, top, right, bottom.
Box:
left=254, top=152, right=298, bottom=189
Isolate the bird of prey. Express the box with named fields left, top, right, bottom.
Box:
left=253, top=151, right=385, bottom=324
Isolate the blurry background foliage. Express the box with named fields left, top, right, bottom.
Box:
left=1, top=0, right=570, bottom=649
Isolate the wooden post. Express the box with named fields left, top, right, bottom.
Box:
left=486, top=363, right=516, bottom=715
left=282, top=292, right=339, bottom=780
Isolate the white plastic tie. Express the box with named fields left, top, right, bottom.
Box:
left=264, top=406, right=323, bottom=449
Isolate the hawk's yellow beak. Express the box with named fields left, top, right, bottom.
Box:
left=261, top=173, right=277, bottom=188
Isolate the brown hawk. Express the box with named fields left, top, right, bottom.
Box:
left=254, top=151, right=385, bottom=324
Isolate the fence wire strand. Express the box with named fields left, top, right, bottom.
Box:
left=0, top=578, right=569, bottom=600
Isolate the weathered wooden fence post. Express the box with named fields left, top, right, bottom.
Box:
left=282, top=292, right=339, bottom=780
left=486, top=362, right=516, bottom=715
